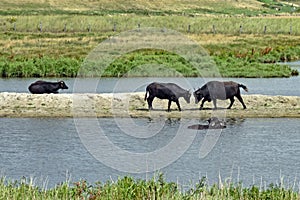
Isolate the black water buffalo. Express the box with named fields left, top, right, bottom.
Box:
left=193, top=81, right=248, bottom=109
left=207, top=117, right=226, bottom=128
left=144, top=82, right=191, bottom=112
left=188, top=117, right=226, bottom=130
left=28, top=80, right=69, bottom=94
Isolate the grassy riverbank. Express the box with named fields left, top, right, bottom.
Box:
left=1, top=175, right=298, bottom=200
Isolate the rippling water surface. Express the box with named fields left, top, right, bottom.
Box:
left=1, top=72, right=300, bottom=96
left=1, top=118, right=300, bottom=188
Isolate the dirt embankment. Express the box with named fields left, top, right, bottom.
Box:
left=0, top=92, right=299, bottom=118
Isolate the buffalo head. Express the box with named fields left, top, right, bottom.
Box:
left=59, top=81, right=69, bottom=90
left=183, top=90, right=191, bottom=104
left=193, top=89, right=204, bottom=104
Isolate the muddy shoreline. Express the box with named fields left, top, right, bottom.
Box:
left=0, top=92, right=299, bottom=118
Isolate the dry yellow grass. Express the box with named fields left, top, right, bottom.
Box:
left=190, top=34, right=300, bottom=46
left=0, top=0, right=264, bottom=12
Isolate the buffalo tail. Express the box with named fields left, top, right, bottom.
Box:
left=144, top=88, right=148, bottom=101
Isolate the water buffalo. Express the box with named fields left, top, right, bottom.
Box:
left=207, top=117, right=226, bottom=128
left=188, top=117, right=226, bottom=130
left=28, top=80, right=69, bottom=94
left=144, top=82, right=191, bottom=112
left=193, top=81, right=248, bottom=109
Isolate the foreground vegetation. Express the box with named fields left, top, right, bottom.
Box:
left=1, top=175, right=299, bottom=200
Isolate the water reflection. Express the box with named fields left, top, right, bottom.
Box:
left=1, top=117, right=300, bottom=188
left=226, top=118, right=246, bottom=126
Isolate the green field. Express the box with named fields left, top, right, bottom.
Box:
left=0, top=0, right=300, bottom=77
left=1, top=0, right=300, bottom=16
left=1, top=18, right=299, bottom=77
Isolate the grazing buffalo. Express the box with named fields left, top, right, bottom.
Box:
left=144, top=82, right=191, bottom=112
left=193, top=81, right=248, bottom=109
left=28, top=80, right=69, bottom=94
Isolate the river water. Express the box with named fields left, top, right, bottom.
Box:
left=1, top=117, right=300, bottom=189
left=0, top=76, right=299, bottom=96
left=0, top=61, right=299, bottom=96
left=0, top=62, right=300, bottom=189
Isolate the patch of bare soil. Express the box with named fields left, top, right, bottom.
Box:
left=0, top=92, right=299, bottom=118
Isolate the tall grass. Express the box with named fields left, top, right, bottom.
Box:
left=1, top=174, right=299, bottom=200
left=0, top=56, right=80, bottom=77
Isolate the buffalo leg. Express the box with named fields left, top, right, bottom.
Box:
left=175, top=100, right=181, bottom=111
left=227, top=97, right=235, bottom=109
left=147, top=96, right=154, bottom=110
left=236, top=94, right=247, bottom=109
left=200, top=98, right=207, bottom=109
left=167, top=100, right=172, bottom=112
left=213, top=99, right=217, bottom=109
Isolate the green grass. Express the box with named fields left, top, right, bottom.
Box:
left=1, top=174, right=299, bottom=200
left=0, top=56, right=80, bottom=77
left=99, top=49, right=207, bottom=77
left=3, top=47, right=292, bottom=78
left=0, top=43, right=297, bottom=78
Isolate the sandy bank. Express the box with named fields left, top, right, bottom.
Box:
left=0, top=92, right=299, bottom=118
